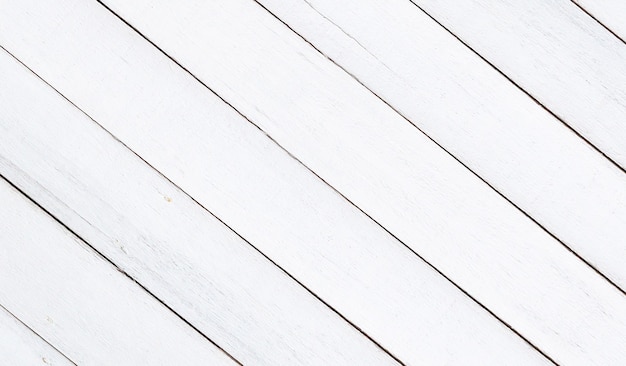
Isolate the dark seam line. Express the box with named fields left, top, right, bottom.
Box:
left=254, top=0, right=567, bottom=363
left=98, top=0, right=559, bottom=364
left=90, top=0, right=558, bottom=364
left=257, top=0, right=626, bottom=359
left=570, top=1, right=626, bottom=46
left=88, top=2, right=408, bottom=365
left=252, top=0, right=626, bottom=301
left=402, top=2, right=626, bottom=297
left=1, top=41, right=402, bottom=366
left=0, top=172, right=242, bottom=366
left=0, top=303, right=78, bottom=365
left=406, top=1, right=626, bottom=178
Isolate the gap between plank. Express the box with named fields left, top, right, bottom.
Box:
left=93, top=2, right=559, bottom=364
left=405, top=1, right=626, bottom=177
left=0, top=303, right=77, bottom=365
left=251, top=0, right=626, bottom=301
left=570, top=1, right=626, bottom=46
left=0, top=172, right=243, bottom=366
left=0, top=45, right=406, bottom=366
left=398, top=1, right=626, bottom=296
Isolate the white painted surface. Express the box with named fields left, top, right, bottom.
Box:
left=0, top=3, right=548, bottom=364
left=65, top=0, right=626, bottom=363
left=0, top=0, right=624, bottom=364
left=406, top=0, right=626, bottom=170
left=0, top=306, right=73, bottom=366
left=573, top=0, right=626, bottom=41
left=256, top=0, right=626, bottom=295
left=0, top=51, right=397, bottom=366
left=0, top=180, right=236, bottom=366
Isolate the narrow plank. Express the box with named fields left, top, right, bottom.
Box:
left=0, top=305, right=74, bottom=366
left=254, top=0, right=626, bottom=292
left=404, top=0, right=626, bottom=171
left=572, top=0, right=626, bottom=43
left=0, top=7, right=548, bottom=366
left=0, top=179, right=236, bottom=365
left=0, top=52, right=398, bottom=366
left=31, top=0, right=626, bottom=364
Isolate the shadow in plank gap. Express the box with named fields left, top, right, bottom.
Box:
left=0, top=304, right=74, bottom=365
left=403, top=0, right=626, bottom=172
left=0, top=178, right=237, bottom=365
left=251, top=0, right=626, bottom=293
left=1, top=0, right=625, bottom=365
left=0, top=7, right=549, bottom=363
left=75, top=0, right=626, bottom=365
left=0, top=50, right=399, bottom=365
left=572, top=0, right=626, bottom=45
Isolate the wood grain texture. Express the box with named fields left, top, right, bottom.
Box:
left=0, top=179, right=236, bottom=366
left=0, top=51, right=398, bottom=366
left=64, top=0, right=626, bottom=364
left=0, top=305, right=74, bottom=366
left=572, top=0, right=626, bottom=43
left=255, top=0, right=626, bottom=294
left=0, top=3, right=548, bottom=364
left=405, top=0, right=626, bottom=171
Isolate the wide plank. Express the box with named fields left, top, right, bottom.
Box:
left=0, top=4, right=547, bottom=364
left=0, top=51, right=398, bottom=366
left=0, top=179, right=237, bottom=365
left=572, top=0, right=626, bottom=43
left=254, top=0, right=626, bottom=293
left=55, top=0, right=626, bottom=363
left=0, top=305, right=74, bottom=366
left=404, top=0, right=626, bottom=170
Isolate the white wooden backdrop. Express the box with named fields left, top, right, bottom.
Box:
left=1, top=0, right=625, bottom=365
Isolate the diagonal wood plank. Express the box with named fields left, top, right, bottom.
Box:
left=572, top=0, right=626, bottom=44
left=404, top=0, right=626, bottom=172
left=0, top=51, right=400, bottom=366
left=40, top=0, right=626, bottom=364
left=254, top=0, right=626, bottom=296
left=0, top=5, right=549, bottom=365
left=0, top=179, right=238, bottom=365
left=3, top=0, right=619, bottom=364
left=0, top=305, right=74, bottom=366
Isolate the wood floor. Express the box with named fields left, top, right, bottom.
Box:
left=1, top=0, right=625, bottom=364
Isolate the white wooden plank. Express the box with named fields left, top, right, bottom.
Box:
left=254, top=0, right=626, bottom=293
left=21, top=0, right=626, bottom=364
left=0, top=305, right=74, bottom=366
left=0, top=6, right=548, bottom=366
left=573, top=0, right=626, bottom=43
left=405, top=0, right=626, bottom=171
left=0, top=180, right=236, bottom=366
left=0, top=52, right=398, bottom=366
